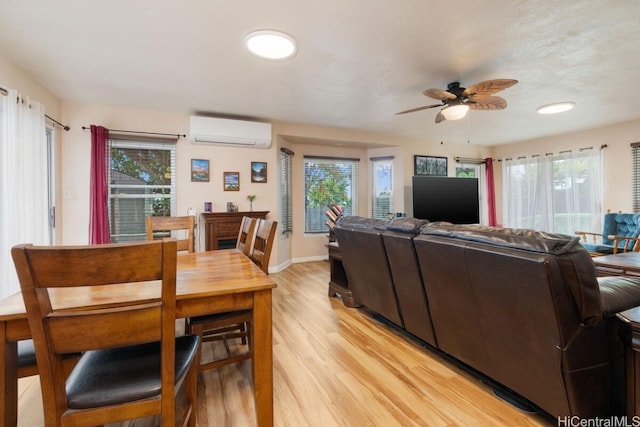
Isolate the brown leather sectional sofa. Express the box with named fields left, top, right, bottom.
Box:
left=334, top=216, right=640, bottom=418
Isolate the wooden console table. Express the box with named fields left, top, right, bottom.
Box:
left=327, top=242, right=359, bottom=308
left=592, top=252, right=640, bottom=277
left=617, top=307, right=640, bottom=416
left=202, top=211, right=269, bottom=251
left=595, top=252, right=640, bottom=416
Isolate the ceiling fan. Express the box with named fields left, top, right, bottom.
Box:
left=396, top=79, right=518, bottom=123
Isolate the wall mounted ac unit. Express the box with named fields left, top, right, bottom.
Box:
left=189, top=116, right=272, bottom=148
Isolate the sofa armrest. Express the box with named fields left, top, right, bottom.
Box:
left=607, top=235, right=640, bottom=253
left=598, top=276, right=640, bottom=316
left=575, top=231, right=601, bottom=243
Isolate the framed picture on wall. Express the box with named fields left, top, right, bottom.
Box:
left=251, top=161, right=267, bottom=183
left=223, top=171, right=240, bottom=191
left=191, top=159, right=210, bottom=182
left=414, top=155, right=447, bottom=176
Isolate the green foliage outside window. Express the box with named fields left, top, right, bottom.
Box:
left=111, top=147, right=171, bottom=216
left=305, top=162, right=352, bottom=209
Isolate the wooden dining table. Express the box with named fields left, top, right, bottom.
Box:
left=0, top=248, right=277, bottom=427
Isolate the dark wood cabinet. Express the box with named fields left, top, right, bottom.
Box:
left=202, top=211, right=269, bottom=251
left=327, top=242, right=359, bottom=308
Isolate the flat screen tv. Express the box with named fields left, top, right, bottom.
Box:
left=412, top=176, right=480, bottom=224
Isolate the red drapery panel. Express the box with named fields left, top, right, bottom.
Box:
left=89, top=125, right=111, bottom=244
left=485, top=157, right=497, bottom=226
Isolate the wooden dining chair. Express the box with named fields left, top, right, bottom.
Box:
left=249, top=219, right=278, bottom=274
left=147, top=215, right=195, bottom=253
left=236, top=216, right=257, bottom=256
left=11, top=239, right=200, bottom=427
left=185, top=219, right=277, bottom=372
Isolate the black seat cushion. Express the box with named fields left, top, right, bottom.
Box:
left=17, top=339, right=36, bottom=367
left=65, top=334, right=199, bottom=409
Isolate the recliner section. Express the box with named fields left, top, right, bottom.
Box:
left=334, top=217, right=640, bottom=418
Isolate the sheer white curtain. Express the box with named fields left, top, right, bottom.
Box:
left=551, top=149, right=602, bottom=235
left=0, top=87, right=48, bottom=299
left=503, top=156, right=548, bottom=230
left=502, top=149, right=602, bottom=234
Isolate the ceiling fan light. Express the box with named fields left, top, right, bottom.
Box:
left=244, top=30, right=297, bottom=60
left=441, top=104, right=469, bottom=120
left=537, top=102, right=575, bottom=114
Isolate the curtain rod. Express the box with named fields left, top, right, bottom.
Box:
left=2, top=86, right=70, bottom=130
left=454, top=157, right=485, bottom=164
left=82, top=126, right=186, bottom=138
left=46, top=114, right=70, bottom=131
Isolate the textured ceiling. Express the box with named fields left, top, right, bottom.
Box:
left=1, top=0, right=639, bottom=145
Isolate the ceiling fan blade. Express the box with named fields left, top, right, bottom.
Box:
left=423, top=88, right=457, bottom=101
left=396, top=103, right=443, bottom=115
left=435, top=110, right=446, bottom=123
left=463, top=79, right=518, bottom=99
left=468, top=96, right=508, bottom=110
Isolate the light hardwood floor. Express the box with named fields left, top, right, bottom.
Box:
left=17, top=261, right=555, bottom=426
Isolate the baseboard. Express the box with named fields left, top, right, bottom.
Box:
left=270, top=256, right=328, bottom=273
left=292, top=255, right=328, bottom=264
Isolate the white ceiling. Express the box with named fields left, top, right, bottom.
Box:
left=1, top=0, right=639, bottom=146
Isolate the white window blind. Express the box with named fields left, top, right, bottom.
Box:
left=304, top=156, right=359, bottom=233
left=371, top=156, right=393, bottom=219
left=633, top=143, right=640, bottom=212
left=280, top=148, right=293, bottom=235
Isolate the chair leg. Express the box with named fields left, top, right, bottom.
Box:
left=184, top=351, right=199, bottom=427
left=186, top=313, right=253, bottom=372
left=187, top=321, right=205, bottom=370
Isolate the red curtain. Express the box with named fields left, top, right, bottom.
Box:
left=89, top=125, right=111, bottom=244
left=485, top=157, right=497, bottom=227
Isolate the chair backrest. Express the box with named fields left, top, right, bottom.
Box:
left=601, top=212, right=640, bottom=244
left=11, top=239, right=180, bottom=425
left=236, top=216, right=257, bottom=256
left=249, top=219, right=277, bottom=274
left=147, top=215, right=195, bottom=253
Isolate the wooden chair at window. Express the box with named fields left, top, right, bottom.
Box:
left=575, top=211, right=640, bottom=256
left=146, top=215, right=195, bottom=253
left=249, top=219, right=278, bottom=274
left=11, top=239, right=200, bottom=427
left=184, top=219, right=279, bottom=372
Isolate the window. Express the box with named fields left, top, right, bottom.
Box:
left=455, top=160, right=487, bottom=225
left=502, top=148, right=602, bottom=234
left=304, top=156, right=359, bottom=233
left=280, top=148, right=293, bottom=235
left=632, top=143, right=640, bottom=212
left=108, top=139, right=176, bottom=242
left=371, top=157, right=393, bottom=219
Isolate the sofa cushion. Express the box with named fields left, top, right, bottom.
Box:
left=419, top=222, right=581, bottom=255
left=335, top=215, right=387, bottom=230
left=385, top=217, right=429, bottom=233
left=598, top=276, right=640, bottom=316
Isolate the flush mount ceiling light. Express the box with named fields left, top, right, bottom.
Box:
left=244, top=30, right=297, bottom=60
left=441, top=104, right=470, bottom=121
left=537, top=102, right=575, bottom=114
